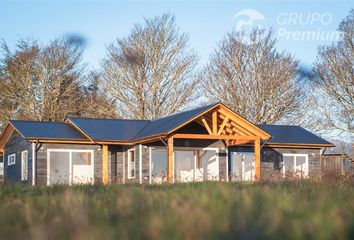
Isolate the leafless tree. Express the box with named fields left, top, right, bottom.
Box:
left=0, top=38, right=83, bottom=126
left=202, top=29, right=303, bottom=124
left=78, top=71, right=120, bottom=119
left=102, top=14, right=200, bottom=120
left=313, top=9, right=354, bottom=135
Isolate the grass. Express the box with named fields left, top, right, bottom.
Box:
left=0, top=180, right=353, bottom=240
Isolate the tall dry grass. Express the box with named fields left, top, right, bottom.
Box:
left=0, top=181, right=353, bottom=240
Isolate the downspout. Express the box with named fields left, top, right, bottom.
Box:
left=139, top=144, right=142, bottom=184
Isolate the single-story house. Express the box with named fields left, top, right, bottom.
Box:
left=0, top=103, right=334, bottom=185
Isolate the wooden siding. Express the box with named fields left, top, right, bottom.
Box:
left=4, top=132, right=32, bottom=184
left=36, top=143, right=101, bottom=185
left=321, top=155, right=345, bottom=176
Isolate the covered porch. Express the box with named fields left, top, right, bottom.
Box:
left=163, top=104, right=271, bottom=183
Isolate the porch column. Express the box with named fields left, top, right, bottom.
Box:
left=167, top=138, right=174, bottom=183
left=102, top=145, right=109, bottom=184
left=254, top=139, right=261, bottom=180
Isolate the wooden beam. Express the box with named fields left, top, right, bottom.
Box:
left=212, top=111, right=217, bottom=134
left=102, top=145, right=109, bottom=184
left=254, top=139, right=261, bottom=180
left=201, top=117, right=213, bottom=135
left=172, top=133, right=259, bottom=141
left=218, top=108, right=271, bottom=140
left=227, top=139, right=253, bottom=146
left=217, top=117, right=229, bottom=135
left=167, top=138, right=174, bottom=183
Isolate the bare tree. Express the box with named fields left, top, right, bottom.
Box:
left=313, top=9, right=354, bottom=135
left=79, top=71, right=120, bottom=119
left=202, top=29, right=303, bottom=124
left=102, top=14, right=200, bottom=120
left=0, top=38, right=84, bottom=127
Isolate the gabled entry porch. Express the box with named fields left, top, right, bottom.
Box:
left=164, top=104, right=271, bottom=183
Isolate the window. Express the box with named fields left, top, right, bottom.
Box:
left=282, top=154, right=309, bottom=178
left=151, top=148, right=167, bottom=183
left=48, top=149, right=94, bottom=185
left=127, top=149, right=135, bottom=179
left=8, top=153, right=16, bottom=166
left=21, top=150, right=28, bottom=181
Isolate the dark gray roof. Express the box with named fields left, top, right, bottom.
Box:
left=133, top=103, right=218, bottom=139
left=67, top=103, right=217, bottom=141
left=10, top=120, right=86, bottom=140
left=257, top=125, right=333, bottom=146
left=68, top=117, right=150, bottom=141
left=5, top=104, right=333, bottom=147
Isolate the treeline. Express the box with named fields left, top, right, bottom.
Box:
left=0, top=10, right=353, bottom=137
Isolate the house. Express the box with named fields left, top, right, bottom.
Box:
left=0, top=103, right=334, bottom=185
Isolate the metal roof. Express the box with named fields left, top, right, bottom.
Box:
left=67, top=117, right=150, bottom=141
left=0, top=104, right=333, bottom=147
left=257, top=125, right=333, bottom=146
left=133, top=103, right=218, bottom=139
left=10, top=120, right=86, bottom=140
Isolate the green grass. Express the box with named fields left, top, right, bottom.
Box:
left=0, top=181, right=353, bottom=240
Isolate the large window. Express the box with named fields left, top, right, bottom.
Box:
left=282, top=154, right=308, bottom=178
left=48, top=149, right=94, bottom=185
left=127, top=149, right=135, bottom=179
left=21, top=150, right=28, bottom=181
left=151, top=148, right=167, bottom=183
left=7, top=153, right=16, bottom=166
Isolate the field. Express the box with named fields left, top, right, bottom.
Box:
left=0, top=180, right=353, bottom=240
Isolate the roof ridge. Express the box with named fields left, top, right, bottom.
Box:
left=10, top=120, right=65, bottom=124
left=151, top=103, right=218, bottom=121
left=258, top=124, right=301, bottom=127
left=68, top=117, right=150, bottom=122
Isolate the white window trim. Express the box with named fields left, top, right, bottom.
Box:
left=127, top=149, right=136, bottom=179
left=282, top=153, right=309, bottom=178
left=8, top=153, right=16, bottom=166
left=21, top=150, right=28, bottom=181
left=47, top=149, right=94, bottom=186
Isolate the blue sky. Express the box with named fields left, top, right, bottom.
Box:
left=0, top=0, right=352, bottom=70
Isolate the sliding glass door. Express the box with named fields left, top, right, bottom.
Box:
left=48, top=149, right=94, bottom=185
left=231, top=152, right=255, bottom=181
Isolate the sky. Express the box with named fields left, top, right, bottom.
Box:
left=0, top=0, right=352, bottom=71
left=0, top=0, right=352, bottom=141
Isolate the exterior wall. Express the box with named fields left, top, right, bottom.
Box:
left=4, top=132, right=32, bottom=184
left=228, top=146, right=322, bottom=180
left=36, top=143, right=101, bottom=185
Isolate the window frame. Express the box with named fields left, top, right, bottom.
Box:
left=21, top=150, right=28, bottom=181
left=127, top=149, right=136, bottom=179
left=7, top=153, right=16, bottom=166
left=47, top=149, right=94, bottom=186
left=282, top=153, right=309, bottom=178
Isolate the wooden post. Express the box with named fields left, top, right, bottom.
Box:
left=167, top=138, right=174, bottom=183
left=254, top=139, right=261, bottom=180
left=212, top=111, right=217, bottom=134
left=102, top=145, right=109, bottom=184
